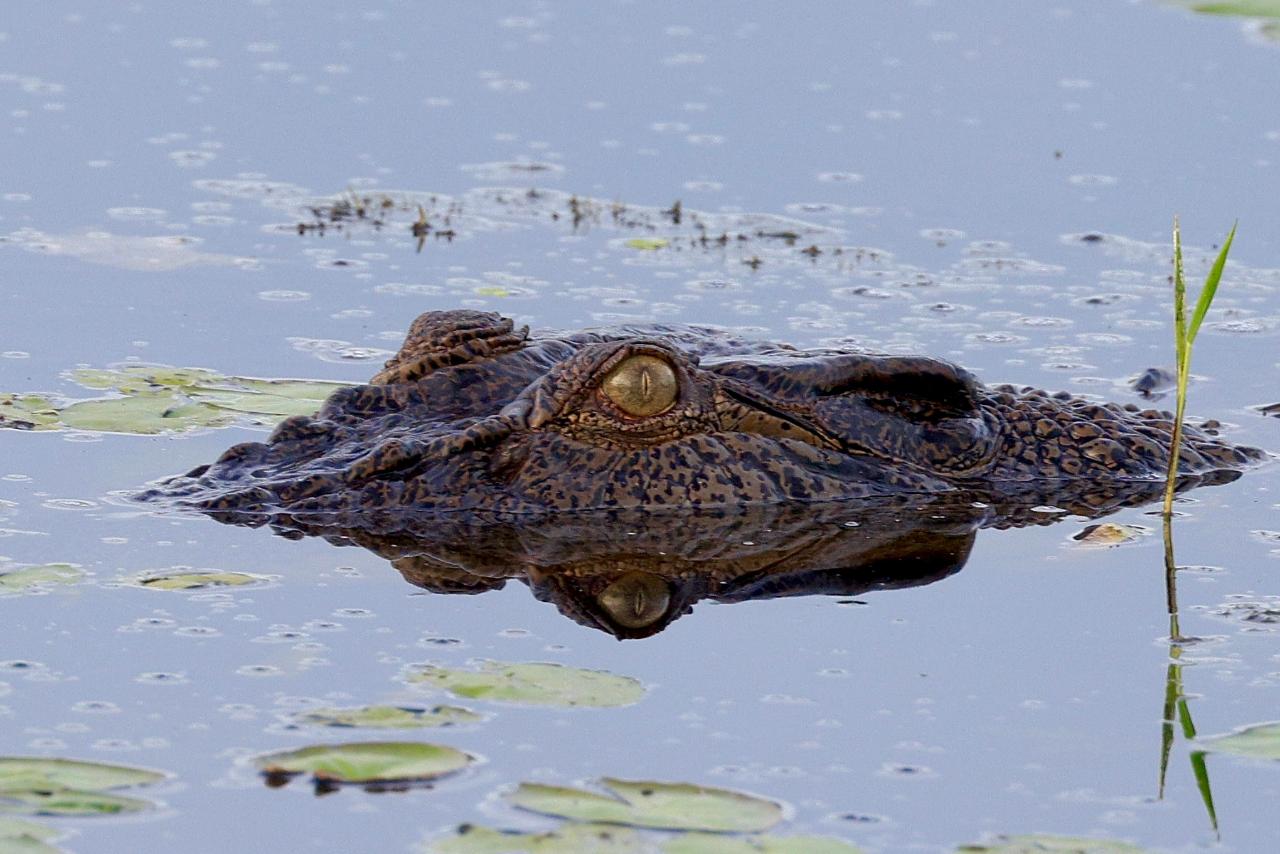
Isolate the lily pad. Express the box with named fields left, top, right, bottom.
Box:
left=626, top=238, right=670, bottom=251
left=135, top=570, right=266, bottom=591
left=0, top=789, right=154, bottom=817
left=1, top=364, right=347, bottom=435
left=665, top=835, right=864, bottom=854
left=427, top=823, right=650, bottom=853
left=69, top=366, right=221, bottom=392
left=254, top=741, right=473, bottom=786
left=296, top=705, right=481, bottom=729
left=958, top=835, right=1146, bottom=853
left=0, top=758, right=165, bottom=792
left=405, top=661, right=645, bottom=708
left=1187, top=1, right=1280, bottom=17
left=0, top=395, right=61, bottom=430
left=0, top=564, right=84, bottom=595
left=1202, top=721, right=1280, bottom=760
left=0, top=757, right=165, bottom=819
left=58, top=395, right=231, bottom=434
left=507, top=779, right=784, bottom=833
left=0, top=819, right=62, bottom=854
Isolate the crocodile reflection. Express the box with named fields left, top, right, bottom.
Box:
left=235, top=480, right=1234, bottom=639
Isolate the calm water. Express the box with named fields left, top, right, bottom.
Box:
left=2, top=2, right=1279, bottom=851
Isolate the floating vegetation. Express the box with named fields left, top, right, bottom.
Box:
left=404, top=661, right=646, bottom=708
left=0, top=563, right=84, bottom=595
left=0, top=365, right=347, bottom=435
left=957, top=834, right=1145, bottom=853
left=506, top=779, right=783, bottom=833
left=1070, top=523, right=1150, bottom=548
left=426, top=825, right=864, bottom=853
left=0, top=757, right=166, bottom=818
left=0, top=818, right=63, bottom=853
left=294, top=705, right=481, bottom=730
left=664, top=835, right=863, bottom=854
left=626, top=237, right=670, bottom=251
left=288, top=187, right=849, bottom=271
left=1201, top=721, right=1280, bottom=759
left=133, top=570, right=267, bottom=591
left=1181, top=1, right=1280, bottom=19
left=428, top=823, right=647, bottom=853
left=253, top=741, right=473, bottom=791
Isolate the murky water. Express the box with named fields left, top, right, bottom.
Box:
left=2, top=2, right=1279, bottom=851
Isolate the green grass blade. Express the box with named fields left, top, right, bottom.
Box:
left=1187, top=221, right=1238, bottom=344
left=1172, top=217, right=1188, bottom=368
left=1188, top=750, right=1220, bottom=836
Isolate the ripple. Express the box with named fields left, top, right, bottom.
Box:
left=258, top=289, right=311, bottom=302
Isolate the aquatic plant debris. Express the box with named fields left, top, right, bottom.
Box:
left=404, top=661, right=646, bottom=708
left=1070, top=523, right=1150, bottom=548
left=957, top=834, right=1146, bottom=853
left=253, top=741, right=473, bottom=787
left=1202, top=721, right=1280, bottom=759
left=294, top=705, right=481, bottom=729
left=134, top=570, right=266, bottom=591
left=0, top=365, right=347, bottom=435
left=0, top=818, right=63, bottom=854
left=1185, top=1, right=1280, bottom=17
left=0, top=563, right=84, bottom=595
left=0, top=757, right=166, bottom=818
left=506, top=779, right=784, bottom=833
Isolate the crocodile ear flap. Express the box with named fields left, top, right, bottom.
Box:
left=810, top=355, right=983, bottom=421
left=712, top=353, right=982, bottom=419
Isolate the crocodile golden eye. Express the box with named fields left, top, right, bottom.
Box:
left=597, top=572, right=671, bottom=629
left=601, top=355, right=677, bottom=417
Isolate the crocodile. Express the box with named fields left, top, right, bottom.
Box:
left=143, top=309, right=1266, bottom=525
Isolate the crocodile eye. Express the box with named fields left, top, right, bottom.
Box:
left=597, top=572, right=671, bottom=628
left=601, top=355, right=677, bottom=417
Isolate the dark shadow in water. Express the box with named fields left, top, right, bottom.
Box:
left=188, top=473, right=1241, bottom=640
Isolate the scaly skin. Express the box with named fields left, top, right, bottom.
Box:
left=142, top=309, right=1266, bottom=522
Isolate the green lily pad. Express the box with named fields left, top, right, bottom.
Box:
left=1202, top=721, right=1280, bottom=759
left=0, top=395, right=61, bottom=430
left=0, top=758, right=165, bottom=819
left=405, top=661, right=645, bottom=708
left=0, top=758, right=165, bottom=793
left=1187, top=1, right=1280, bottom=17
left=958, top=835, right=1146, bottom=853
left=507, top=779, right=784, bottom=833
left=296, top=705, right=481, bottom=729
left=1, top=364, right=346, bottom=435
left=0, top=789, right=154, bottom=817
left=68, top=366, right=221, bottom=392
left=626, top=238, right=669, bottom=251
left=0, top=564, right=84, bottom=595
left=254, top=741, right=473, bottom=786
left=135, top=570, right=266, bottom=591
left=59, top=395, right=231, bottom=434
left=0, top=819, right=62, bottom=854
left=427, top=823, right=650, bottom=853
left=665, top=835, right=864, bottom=854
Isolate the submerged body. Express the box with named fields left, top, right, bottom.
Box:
left=146, top=310, right=1265, bottom=521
